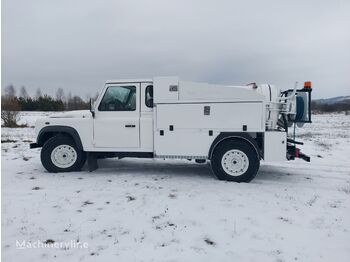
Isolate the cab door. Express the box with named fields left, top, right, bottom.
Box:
left=93, top=83, right=140, bottom=148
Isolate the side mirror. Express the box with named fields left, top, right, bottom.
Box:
left=90, top=98, right=95, bottom=118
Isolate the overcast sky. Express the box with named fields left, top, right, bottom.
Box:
left=2, top=0, right=350, bottom=99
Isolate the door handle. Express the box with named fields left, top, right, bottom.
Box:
left=125, top=124, right=136, bottom=128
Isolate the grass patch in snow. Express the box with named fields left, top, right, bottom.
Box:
left=297, top=132, right=322, bottom=138
left=204, top=238, right=216, bottom=246
left=315, top=140, right=332, bottom=150
left=126, top=195, right=136, bottom=201
left=168, top=193, right=177, bottom=199
left=1, top=139, right=17, bottom=143
left=339, top=185, right=350, bottom=195
left=1, top=123, right=28, bottom=128
left=82, top=200, right=94, bottom=206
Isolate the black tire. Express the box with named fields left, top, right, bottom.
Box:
left=210, top=139, right=260, bottom=182
left=41, top=135, right=86, bottom=173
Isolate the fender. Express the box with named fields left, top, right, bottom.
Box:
left=37, top=126, right=83, bottom=150
left=208, top=132, right=261, bottom=159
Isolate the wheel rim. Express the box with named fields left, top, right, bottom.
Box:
left=221, top=149, right=249, bottom=176
left=50, top=144, right=77, bottom=169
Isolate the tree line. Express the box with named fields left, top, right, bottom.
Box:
left=1, top=85, right=96, bottom=112
left=1, top=85, right=98, bottom=127
left=311, top=100, right=350, bottom=113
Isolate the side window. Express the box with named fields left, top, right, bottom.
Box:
left=98, top=86, right=136, bottom=111
left=145, top=85, right=153, bottom=108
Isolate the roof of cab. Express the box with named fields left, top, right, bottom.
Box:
left=105, top=79, right=153, bottom=84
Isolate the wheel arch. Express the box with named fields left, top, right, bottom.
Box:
left=37, top=126, right=83, bottom=151
left=208, top=132, right=262, bottom=160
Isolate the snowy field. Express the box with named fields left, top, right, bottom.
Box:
left=2, top=112, right=350, bottom=262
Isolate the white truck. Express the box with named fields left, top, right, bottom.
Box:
left=30, top=77, right=312, bottom=182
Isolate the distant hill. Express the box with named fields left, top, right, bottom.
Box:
left=313, top=96, right=350, bottom=105
left=312, top=95, right=350, bottom=112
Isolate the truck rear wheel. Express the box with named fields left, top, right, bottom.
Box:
left=210, top=139, right=260, bottom=182
left=41, top=135, right=86, bottom=173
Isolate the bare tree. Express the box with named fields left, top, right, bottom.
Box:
left=85, top=93, right=91, bottom=103
left=56, top=88, right=65, bottom=101
left=64, top=92, right=72, bottom=110
left=4, top=85, right=16, bottom=98
left=35, top=88, right=42, bottom=99
left=67, top=95, right=87, bottom=110
left=93, top=92, right=99, bottom=100
left=66, top=92, right=72, bottom=101
left=1, top=95, right=21, bottom=127
left=19, top=86, right=29, bottom=99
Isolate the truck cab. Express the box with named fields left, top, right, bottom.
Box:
left=91, top=79, right=155, bottom=151
left=31, top=77, right=312, bottom=182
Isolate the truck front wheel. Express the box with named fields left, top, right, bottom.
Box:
left=41, top=135, right=86, bottom=173
left=210, top=139, right=260, bottom=182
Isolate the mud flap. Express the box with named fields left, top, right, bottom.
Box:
left=87, top=152, right=98, bottom=172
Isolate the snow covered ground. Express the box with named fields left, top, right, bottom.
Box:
left=2, top=112, right=350, bottom=262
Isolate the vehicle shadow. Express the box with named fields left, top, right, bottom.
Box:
left=255, top=164, right=301, bottom=183
left=81, top=158, right=300, bottom=183
left=85, top=158, right=215, bottom=180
